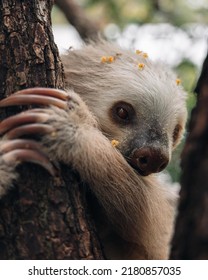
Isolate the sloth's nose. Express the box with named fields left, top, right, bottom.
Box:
left=130, top=147, right=169, bottom=176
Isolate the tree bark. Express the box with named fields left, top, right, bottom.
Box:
left=170, top=49, right=208, bottom=259
left=55, top=0, right=100, bottom=41
left=0, top=0, right=104, bottom=259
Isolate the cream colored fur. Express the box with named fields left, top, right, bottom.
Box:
left=61, top=41, right=187, bottom=259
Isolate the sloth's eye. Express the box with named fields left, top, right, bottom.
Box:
left=116, top=107, right=129, bottom=120
left=111, top=102, right=135, bottom=124
left=173, top=124, right=182, bottom=145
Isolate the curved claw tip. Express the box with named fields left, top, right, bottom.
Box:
left=13, top=88, right=69, bottom=101
left=0, top=94, right=67, bottom=109
left=2, top=149, right=56, bottom=176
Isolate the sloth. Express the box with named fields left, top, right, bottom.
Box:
left=0, top=42, right=187, bottom=259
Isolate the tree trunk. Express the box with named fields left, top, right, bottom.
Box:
left=55, top=0, right=99, bottom=41
left=170, top=49, right=208, bottom=259
left=0, top=0, right=103, bottom=259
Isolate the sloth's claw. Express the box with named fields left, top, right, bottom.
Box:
left=0, top=111, right=50, bottom=135
left=4, top=124, right=54, bottom=140
left=0, top=87, right=71, bottom=109
left=0, top=139, right=43, bottom=153
left=0, top=110, right=55, bottom=140
left=0, top=139, right=56, bottom=176
left=0, top=94, right=67, bottom=109
left=0, top=88, right=68, bottom=175
left=12, top=87, right=69, bottom=101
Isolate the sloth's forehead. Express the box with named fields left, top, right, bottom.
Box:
left=104, top=78, right=186, bottom=110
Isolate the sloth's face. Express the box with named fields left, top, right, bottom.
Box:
left=103, top=99, right=186, bottom=176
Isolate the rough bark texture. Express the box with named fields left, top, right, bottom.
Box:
left=0, top=1, right=63, bottom=95
left=170, top=50, right=208, bottom=259
left=55, top=0, right=99, bottom=41
left=0, top=0, right=104, bottom=259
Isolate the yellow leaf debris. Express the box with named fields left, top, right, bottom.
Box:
left=111, top=140, right=119, bottom=147
left=176, top=78, right=181, bottom=85
left=101, top=56, right=107, bottom=63
left=142, top=52, right=148, bottom=58
left=136, top=50, right=142, bottom=55
left=101, top=56, right=115, bottom=63
left=138, top=63, right=145, bottom=70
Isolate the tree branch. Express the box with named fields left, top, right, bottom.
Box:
left=170, top=47, right=208, bottom=259
left=55, top=0, right=100, bottom=41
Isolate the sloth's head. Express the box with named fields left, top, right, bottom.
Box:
left=63, top=42, right=187, bottom=176
left=93, top=72, right=187, bottom=176
left=107, top=92, right=187, bottom=176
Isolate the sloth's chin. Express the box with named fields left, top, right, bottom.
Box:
left=127, top=161, right=151, bottom=176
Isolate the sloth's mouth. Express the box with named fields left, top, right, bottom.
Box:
left=129, top=162, right=151, bottom=176
left=127, top=155, right=167, bottom=176
left=126, top=157, right=151, bottom=176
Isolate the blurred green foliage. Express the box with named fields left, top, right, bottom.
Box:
left=52, top=6, right=68, bottom=24
left=167, top=60, right=197, bottom=181
left=82, top=0, right=208, bottom=27
left=167, top=72, right=197, bottom=181
left=53, top=0, right=208, bottom=26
